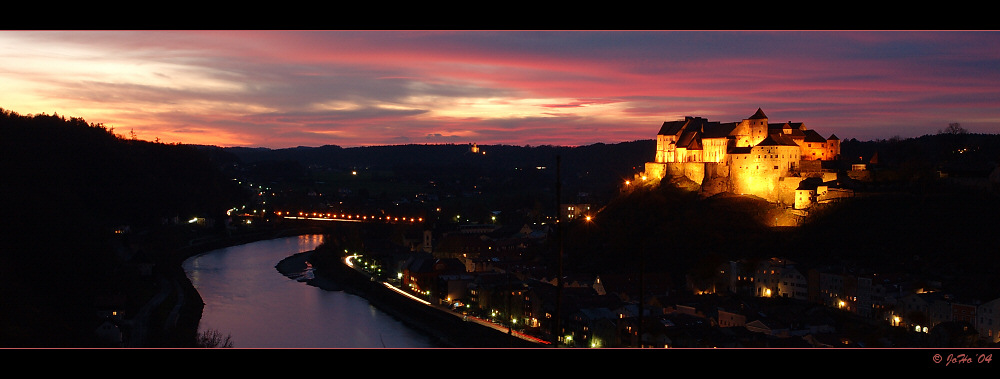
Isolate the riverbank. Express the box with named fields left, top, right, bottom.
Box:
left=277, top=249, right=542, bottom=348
left=162, top=225, right=327, bottom=347
left=274, top=249, right=343, bottom=292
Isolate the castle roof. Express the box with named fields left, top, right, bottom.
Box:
left=657, top=120, right=686, bottom=136
left=676, top=130, right=703, bottom=150
left=770, top=122, right=806, bottom=135
left=782, top=129, right=806, bottom=138
left=756, top=134, right=799, bottom=147
left=803, top=129, right=829, bottom=143
left=748, top=108, right=768, bottom=120
left=657, top=116, right=719, bottom=136
left=796, top=176, right=825, bottom=190
left=702, top=122, right=739, bottom=138
left=828, top=134, right=839, bottom=140
left=658, top=116, right=739, bottom=141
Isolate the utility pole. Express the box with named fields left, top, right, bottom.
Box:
left=507, top=260, right=513, bottom=346
left=638, top=244, right=645, bottom=348
left=553, top=154, right=563, bottom=347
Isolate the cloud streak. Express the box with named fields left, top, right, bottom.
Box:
left=2, top=30, right=998, bottom=148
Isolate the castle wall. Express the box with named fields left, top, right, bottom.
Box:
left=799, top=159, right=822, bottom=173
left=702, top=138, right=728, bottom=163
left=729, top=168, right=782, bottom=201
left=778, top=177, right=806, bottom=206
left=655, top=135, right=675, bottom=163
left=644, top=162, right=667, bottom=180
left=701, top=162, right=730, bottom=196
left=647, top=152, right=814, bottom=206
left=664, top=161, right=707, bottom=184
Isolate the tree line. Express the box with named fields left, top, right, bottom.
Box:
left=0, top=109, right=247, bottom=346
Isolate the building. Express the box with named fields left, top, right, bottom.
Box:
left=754, top=258, right=808, bottom=300
left=643, top=108, right=841, bottom=207
left=977, top=298, right=1000, bottom=343
left=560, top=204, right=593, bottom=221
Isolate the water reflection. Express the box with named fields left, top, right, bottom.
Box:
left=183, top=234, right=438, bottom=348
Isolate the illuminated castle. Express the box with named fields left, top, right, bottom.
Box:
left=643, top=108, right=842, bottom=208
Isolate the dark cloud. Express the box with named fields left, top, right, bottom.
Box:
left=5, top=31, right=1000, bottom=148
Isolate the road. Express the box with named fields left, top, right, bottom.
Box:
left=344, top=255, right=549, bottom=345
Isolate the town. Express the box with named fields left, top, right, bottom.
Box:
left=5, top=108, right=1000, bottom=349
left=218, top=111, right=1000, bottom=348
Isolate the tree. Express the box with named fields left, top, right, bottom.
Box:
left=939, top=122, right=967, bottom=135
left=195, top=329, right=234, bottom=348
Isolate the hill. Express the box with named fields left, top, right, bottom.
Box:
left=0, top=109, right=246, bottom=346
left=204, top=140, right=656, bottom=200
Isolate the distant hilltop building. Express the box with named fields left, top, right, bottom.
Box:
left=469, top=143, right=486, bottom=155
left=643, top=108, right=848, bottom=209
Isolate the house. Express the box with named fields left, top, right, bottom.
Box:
left=560, top=204, right=593, bottom=221
left=745, top=317, right=791, bottom=338
left=402, top=257, right=465, bottom=298
left=566, top=307, right=618, bottom=348
left=977, top=297, right=1000, bottom=344
left=655, top=312, right=732, bottom=348
left=896, top=292, right=950, bottom=332
left=94, top=317, right=124, bottom=347
left=754, top=258, right=808, bottom=300
left=717, top=307, right=748, bottom=328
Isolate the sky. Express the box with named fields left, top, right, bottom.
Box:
left=2, top=30, right=999, bottom=149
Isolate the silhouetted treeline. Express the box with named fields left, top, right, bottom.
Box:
left=558, top=175, right=1000, bottom=301
left=0, top=108, right=246, bottom=346
left=1, top=109, right=246, bottom=237
left=794, top=188, right=1000, bottom=300
left=203, top=140, right=656, bottom=204
left=840, top=133, right=1000, bottom=179
left=559, top=183, right=784, bottom=287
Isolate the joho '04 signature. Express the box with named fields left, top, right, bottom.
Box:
left=932, top=353, right=992, bottom=366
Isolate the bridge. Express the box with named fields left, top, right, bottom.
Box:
left=272, top=211, right=425, bottom=224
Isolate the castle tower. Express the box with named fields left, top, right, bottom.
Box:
left=827, top=134, right=841, bottom=160
left=746, top=108, right=769, bottom=147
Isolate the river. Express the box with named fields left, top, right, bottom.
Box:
left=182, top=234, right=440, bottom=348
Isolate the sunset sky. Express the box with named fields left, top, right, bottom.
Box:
left=3, top=30, right=999, bottom=149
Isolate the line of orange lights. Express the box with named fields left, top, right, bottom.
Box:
left=275, top=211, right=424, bottom=223
left=344, top=255, right=549, bottom=345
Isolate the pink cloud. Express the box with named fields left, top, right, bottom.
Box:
left=4, top=31, right=999, bottom=148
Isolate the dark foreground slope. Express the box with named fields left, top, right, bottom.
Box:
left=0, top=109, right=246, bottom=347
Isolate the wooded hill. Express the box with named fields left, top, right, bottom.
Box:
left=0, top=109, right=246, bottom=346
